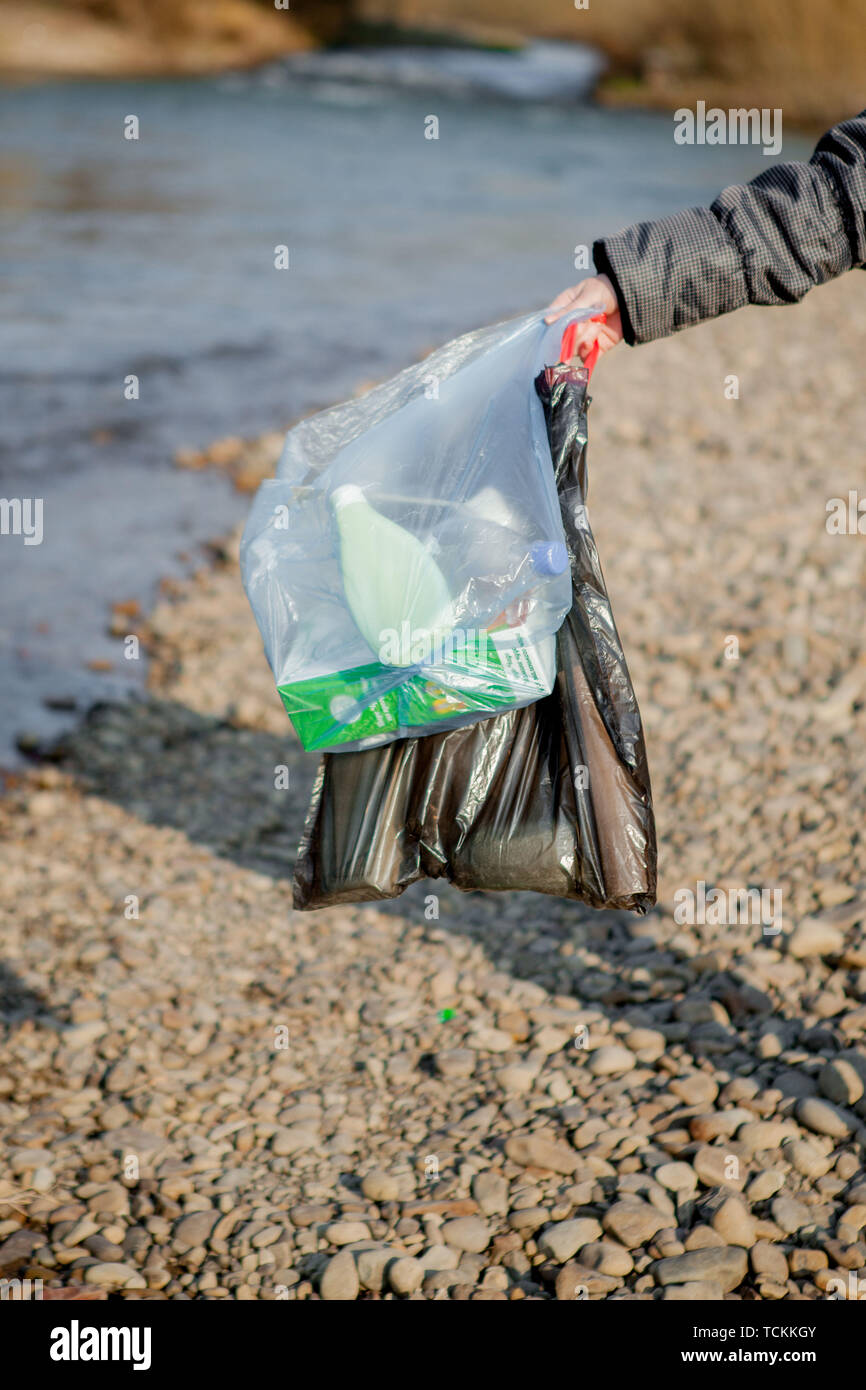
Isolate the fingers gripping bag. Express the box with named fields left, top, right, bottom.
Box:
left=241, top=312, right=590, bottom=753
left=289, top=313, right=657, bottom=913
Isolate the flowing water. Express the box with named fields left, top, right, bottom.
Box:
left=0, top=45, right=810, bottom=761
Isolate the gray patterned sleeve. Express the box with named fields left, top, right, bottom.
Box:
left=593, top=109, right=866, bottom=345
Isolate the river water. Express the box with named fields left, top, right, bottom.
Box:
left=0, top=45, right=809, bottom=762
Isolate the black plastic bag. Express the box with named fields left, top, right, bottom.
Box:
left=293, top=353, right=657, bottom=913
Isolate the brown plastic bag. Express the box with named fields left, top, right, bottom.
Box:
left=293, top=350, right=656, bottom=913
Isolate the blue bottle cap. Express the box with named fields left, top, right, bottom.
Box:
left=530, top=540, right=569, bottom=576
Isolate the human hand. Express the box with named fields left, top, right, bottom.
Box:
left=544, top=273, right=623, bottom=365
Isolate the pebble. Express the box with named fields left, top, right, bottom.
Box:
left=662, top=1281, right=724, bottom=1301
left=819, top=1060, right=864, bottom=1107
left=555, top=1263, right=620, bottom=1300
left=173, top=1212, right=218, bottom=1251
left=784, top=1138, right=833, bottom=1179
left=418, top=1246, right=459, bottom=1271
left=625, top=1027, right=666, bottom=1060
left=669, top=1074, right=718, bottom=1106
left=31, top=1167, right=55, bottom=1193
left=533, top=1026, right=570, bottom=1055
left=435, top=1049, right=476, bottom=1078
left=588, top=1045, right=636, bottom=1077
left=324, top=1222, right=371, bottom=1247
left=788, top=1249, right=828, bottom=1274
left=5, top=291, right=866, bottom=1303
left=319, top=1250, right=359, bottom=1301
left=578, top=1242, right=634, bottom=1276
left=655, top=1162, right=698, bottom=1195
left=439, top=1217, right=490, bottom=1254
left=508, top=1206, right=548, bottom=1233
left=692, top=1147, right=746, bottom=1190
left=388, top=1257, right=424, bottom=1295
left=710, top=1196, right=755, bottom=1247
left=787, top=919, right=845, bottom=958
left=472, top=1172, right=509, bottom=1216
left=770, top=1196, right=811, bottom=1234
left=83, top=1263, right=146, bottom=1289
left=796, top=1096, right=855, bottom=1139
left=537, top=1219, right=603, bottom=1262
left=602, top=1201, right=669, bottom=1249
left=750, top=1241, right=788, bottom=1283
left=504, top=1135, right=581, bottom=1175
left=652, top=1247, right=747, bottom=1293
left=355, top=1247, right=393, bottom=1291
left=496, top=1065, right=537, bottom=1095
left=360, top=1172, right=400, bottom=1203
left=746, top=1171, right=785, bottom=1201
left=270, top=1126, right=317, bottom=1157
left=737, top=1120, right=794, bottom=1153
left=470, top=1027, right=513, bottom=1054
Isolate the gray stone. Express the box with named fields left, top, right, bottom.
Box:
left=655, top=1162, right=698, bottom=1195
left=504, top=1134, right=581, bottom=1175
left=819, top=1060, right=864, bottom=1107
left=750, top=1241, right=788, bottom=1283
left=710, top=1195, right=756, bottom=1248
left=388, top=1257, right=424, bottom=1295
left=360, top=1171, right=400, bottom=1203
left=355, top=1247, right=393, bottom=1292
left=588, top=1045, right=636, bottom=1077
left=418, top=1245, right=459, bottom=1271
left=319, top=1250, right=359, bottom=1301
left=578, top=1241, right=634, bottom=1276
left=324, top=1221, right=371, bottom=1246
left=83, top=1262, right=146, bottom=1289
left=0, top=1229, right=45, bottom=1275
left=771, top=1195, right=811, bottom=1234
left=662, top=1281, right=725, bottom=1300
left=537, top=1218, right=603, bottom=1262
left=471, top=1171, right=509, bottom=1216
left=496, top=1065, right=537, bottom=1095
left=440, top=1216, right=490, bottom=1253
left=602, top=1200, right=669, bottom=1249
left=784, top=1138, right=832, bottom=1179
left=172, top=1210, right=218, bottom=1251
left=797, top=1096, right=855, bottom=1139
left=271, top=1126, right=317, bottom=1156
left=653, top=1247, right=747, bottom=1293
left=434, top=1049, right=476, bottom=1079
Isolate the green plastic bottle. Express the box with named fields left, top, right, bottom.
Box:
left=331, top=485, right=455, bottom=668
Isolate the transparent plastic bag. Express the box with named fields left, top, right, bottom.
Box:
left=293, top=331, right=658, bottom=912
left=241, top=309, right=600, bottom=752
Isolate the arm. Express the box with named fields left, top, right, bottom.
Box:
left=547, top=108, right=866, bottom=357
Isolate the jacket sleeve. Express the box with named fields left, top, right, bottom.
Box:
left=593, top=109, right=866, bottom=345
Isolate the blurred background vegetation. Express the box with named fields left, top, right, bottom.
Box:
left=0, top=0, right=862, bottom=127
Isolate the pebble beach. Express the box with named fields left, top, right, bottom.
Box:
left=1, top=274, right=866, bottom=1301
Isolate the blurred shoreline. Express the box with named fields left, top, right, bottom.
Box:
left=1, top=2, right=861, bottom=128
left=6, top=72, right=801, bottom=768
left=0, top=2, right=314, bottom=81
